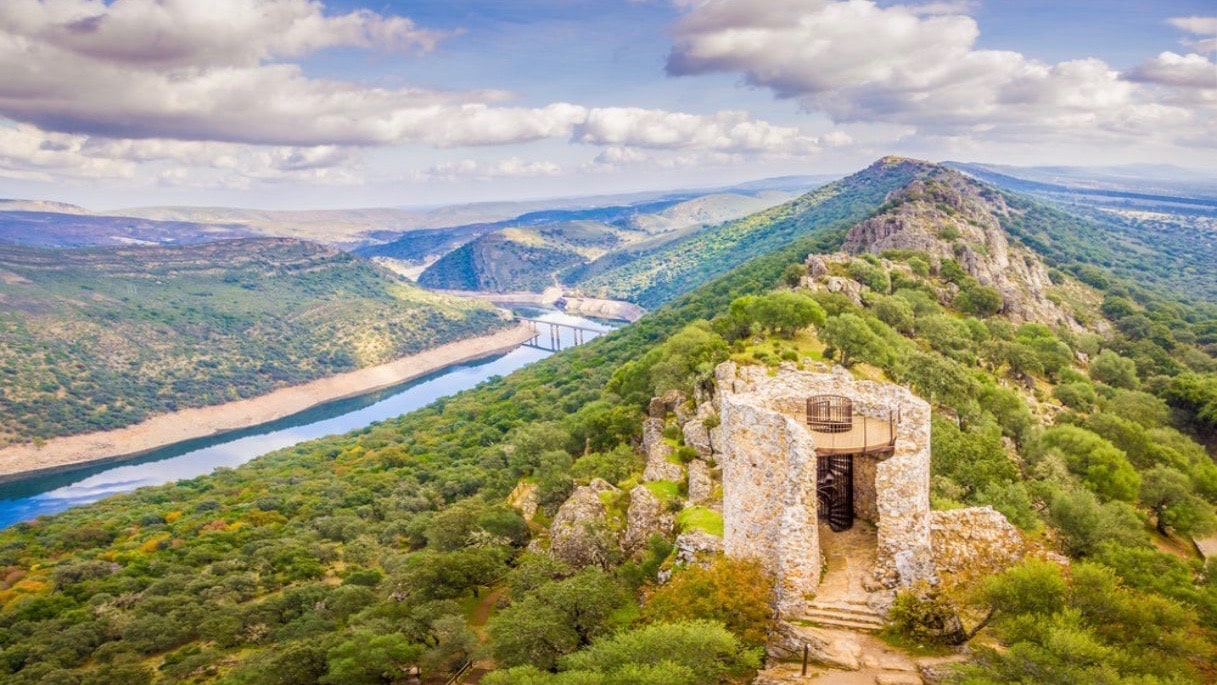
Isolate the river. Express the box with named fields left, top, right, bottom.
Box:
left=0, top=309, right=614, bottom=528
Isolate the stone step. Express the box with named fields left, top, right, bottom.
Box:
left=801, top=610, right=886, bottom=632
left=807, top=600, right=883, bottom=620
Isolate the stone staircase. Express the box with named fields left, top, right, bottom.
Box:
left=803, top=598, right=886, bottom=633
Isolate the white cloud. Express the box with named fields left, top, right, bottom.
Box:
left=1168, top=15, right=1217, bottom=54
left=666, top=0, right=1214, bottom=147
left=420, top=157, right=563, bottom=181
left=574, top=108, right=821, bottom=154
left=1126, top=52, right=1217, bottom=90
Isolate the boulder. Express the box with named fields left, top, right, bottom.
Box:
left=825, top=276, right=864, bottom=304
left=549, top=479, right=619, bottom=568
left=687, top=459, right=714, bottom=504
left=767, top=622, right=862, bottom=671
left=624, top=484, right=673, bottom=553
left=673, top=529, right=723, bottom=565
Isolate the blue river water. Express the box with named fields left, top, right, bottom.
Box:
left=0, top=309, right=613, bottom=528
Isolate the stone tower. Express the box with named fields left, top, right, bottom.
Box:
left=715, top=361, right=934, bottom=616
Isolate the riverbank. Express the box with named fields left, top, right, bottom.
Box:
left=0, top=323, right=537, bottom=482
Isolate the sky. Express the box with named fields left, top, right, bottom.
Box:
left=0, top=0, right=1213, bottom=210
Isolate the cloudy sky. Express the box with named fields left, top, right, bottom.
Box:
left=0, top=0, right=1213, bottom=209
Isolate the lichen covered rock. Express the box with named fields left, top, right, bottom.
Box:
left=624, top=484, right=673, bottom=553
left=642, top=417, right=683, bottom=482
left=687, top=459, right=714, bottom=504
left=930, top=506, right=1025, bottom=575
left=549, top=478, right=619, bottom=568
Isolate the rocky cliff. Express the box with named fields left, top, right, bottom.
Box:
left=842, top=161, right=1077, bottom=328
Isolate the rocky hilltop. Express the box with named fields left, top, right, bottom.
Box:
left=841, top=158, right=1078, bottom=328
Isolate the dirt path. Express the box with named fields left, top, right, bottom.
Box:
left=0, top=323, right=536, bottom=481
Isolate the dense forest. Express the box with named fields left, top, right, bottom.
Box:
left=0, top=239, right=507, bottom=446
left=1, top=162, right=1216, bottom=683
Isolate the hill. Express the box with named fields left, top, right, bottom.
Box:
left=0, top=238, right=507, bottom=447
left=408, top=191, right=796, bottom=293
left=571, top=157, right=935, bottom=307
left=0, top=159, right=1214, bottom=684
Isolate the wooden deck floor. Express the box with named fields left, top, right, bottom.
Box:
left=807, top=416, right=895, bottom=455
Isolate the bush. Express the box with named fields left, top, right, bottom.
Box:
left=640, top=558, right=773, bottom=648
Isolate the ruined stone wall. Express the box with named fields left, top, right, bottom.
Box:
left=717, top=362, right=934, bottom=615
left=852, top=454, right=879, bottom=523
left=719, top=387, right=820, bottom=615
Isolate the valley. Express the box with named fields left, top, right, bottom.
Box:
left=1, top=157, right=1216, bottom=685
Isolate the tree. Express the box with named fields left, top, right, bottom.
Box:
left=956, top=285, right=1003, bottom=317
left=1041, top=425, right=1140, bottom=502
left=322, top=631, right=423, bottom=685
left=872, top=296, right=915, bottom=335
left=640, top=557, right=773, bottom=647
left=1140, top=465, right=1217, bottom=537
left=1089, top=349, right=1139, bottom=389
left=820, top=313, right=884, bottom=366
left=559, top=620, right=760, bottom=683
left=488, top=569, right=628, bottom=670
left=781, top=263, right=806, bottom=288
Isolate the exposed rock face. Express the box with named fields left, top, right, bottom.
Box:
left=624, top=484, right=673, bottom=553
left=683, top=410, right=714, bottom=459
left=930, top=506, right=1025, bottom=575
left=824, top=276, right=864, bottom=305
left=767, top=621, right=863, bottom=671
left=506, top=481, right=538, bottom=522
left=642, top=417, right=683, bottom=482
left=549, top=479, right=619, bottom=568
left=687, top=459, right=714, bottom=504
left=839, top=170, right=1076, bottom=329
left=717, top=362, right=934, bottom=615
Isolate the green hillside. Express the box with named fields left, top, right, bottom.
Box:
left=1, top=162, right=1215, bottom=683
left=571, top=157, right=932, bottom=308
left=417, top=229, right=588, bottom=292
left=0, top=238, right=507, bottom=446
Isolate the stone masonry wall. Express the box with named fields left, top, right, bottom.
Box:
left=717, top=361, right=934, bottom=615
left=719, top=389, right=819, bottom=615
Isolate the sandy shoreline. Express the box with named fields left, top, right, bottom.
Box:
left=0, top=323, right=536, bottom=482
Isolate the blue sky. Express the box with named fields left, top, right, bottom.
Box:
left=0, top=0, right=1213, bottom=209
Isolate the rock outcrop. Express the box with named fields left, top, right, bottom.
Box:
left=840, top=168, right=1077, bottom=329
left=673, top=529, right=723, bottom=566
left=641, top=417, right=683, bottom=482
left=549, top=479, right=619, bottom=568
left=624, top=484, right=673, bottom=553
left=687, top=459, right=714, bottom=504
left=930, top=506, right=1025, bottom=575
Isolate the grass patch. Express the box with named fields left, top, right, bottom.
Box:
left=645, top=480, right=680, bottom=501
left=676, top=506, right=724, bottom=537
left=877, top=628, right=959, bottom=658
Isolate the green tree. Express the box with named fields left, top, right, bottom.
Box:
left=1041, top=425, right=1140, bottom=502
left=1089, top=349, right=1139, bottom=389
left=821, top=313, right=884, bottom=366
left=559, top=620, right=760, bottom=683
left=322, top=631, right=423, bottom=685
left=1139, top=465, right=1217, bottom=537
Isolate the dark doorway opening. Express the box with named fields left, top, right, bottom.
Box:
left=816, top=454, right=854, bottom=531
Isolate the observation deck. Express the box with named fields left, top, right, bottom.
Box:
left=805, top=395, right=897, bottom=456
